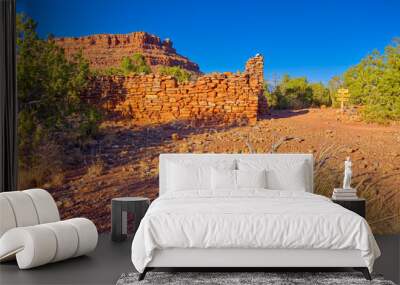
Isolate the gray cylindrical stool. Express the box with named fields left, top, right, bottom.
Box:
left=111, top=197, right=150, bottom=242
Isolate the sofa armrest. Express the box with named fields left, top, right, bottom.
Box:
left=0, top=218, right=98, bottom=269
left=0, top=226, right=57, bottom=268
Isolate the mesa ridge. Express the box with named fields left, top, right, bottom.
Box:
left=54, top=31, right=201, bottom=74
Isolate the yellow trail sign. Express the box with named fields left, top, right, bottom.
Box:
left=337, top=88, right=350, bottom=112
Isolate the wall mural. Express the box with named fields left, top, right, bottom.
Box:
left=16, top=6, right=399, bottom=235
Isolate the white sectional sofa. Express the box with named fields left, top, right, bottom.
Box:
left=0, top=188, right=98, bottom=269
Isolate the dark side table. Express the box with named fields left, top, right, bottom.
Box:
left=111, top=197, right=150, bottom=242
left=332, top=198, right=366, bottom=218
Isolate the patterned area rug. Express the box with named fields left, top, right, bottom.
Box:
left=116, top=272, right=395, bottom=285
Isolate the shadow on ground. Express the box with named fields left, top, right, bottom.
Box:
left=259, top=109, right=310, bottom=120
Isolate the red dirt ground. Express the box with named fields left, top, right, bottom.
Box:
left=47, top=108, right=400, bottom=234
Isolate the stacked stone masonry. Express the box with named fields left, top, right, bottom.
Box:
left=85, top=55, right=264, bottom=126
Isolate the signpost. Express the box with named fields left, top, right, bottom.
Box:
left=337, top=88, right=350, bottom=113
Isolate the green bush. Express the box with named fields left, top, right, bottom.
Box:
left=310, top=82, right=331, bottom=106
left=158, top=66, right=191, bottom=82
left=91, top=67, right=124, bottom=76
left=342, top=38, right=400, bottom=123
left=328, top=76, right=343, bottom=108
left=17, top=13, right=101, bottom=173
left=92, top=53, right=151, bottom=76
left=263, top=76, right=332, bottom=110
left=121, top=53, right=151, bottom=75
left=265, top=75, right=313, bottom=109
left=361, top=94, right=400, bottom=123
left=343, top=50, right=385, bottom=105
left=263, top=83, right=279, bottom=109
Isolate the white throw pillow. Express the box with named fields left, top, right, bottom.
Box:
left=168, top=162, right=210, bottom=191
left=211, top=168, right=268, bottom=190
left=238, top=159, right=308, bottom=191
left=266, top=162, right=307, bottom=191
left=167, top=159, right=236, bottom=192
left=211, top=168, right=236, bottom=190
left=236, top=169, right=267, bottom=189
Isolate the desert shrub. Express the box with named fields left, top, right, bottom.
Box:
left=361, top=95, right=400, bottom=123
left=91, top=67, right=124, bottom=76
left=158, top=66, right=191, bottom=82
left=263, top=82, right=279, bottom=109
left=17, top=13, right=101, bottom=186
left=121, top=53, right=151, bottom=75
left=17, top=140, right=63, bottom=189
left=328, top=76, right=344, bottom=108
left=343, top=50, right=385, bottom=105
left=265, top=75, right=313, bottom=109
left=264, top=76, right=332, bottom=110
left=342, top=38, right=400, bottom=123
left=92, top=53, right=151, bottom=76
left=85, top=158, right=104, bottom=178
left=310, top=82, right=331, bottom=106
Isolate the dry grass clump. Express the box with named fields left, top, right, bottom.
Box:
left=18, top=141, right=63, bottom=190
left=356, top=173, right=400, bottom=234
left=85, top=158, right=104, bottom=178
left=49, top=172, right=65, bottom=188
left=314, top=144, right=400, bottom=234
left=313, top=144, right=347, bottom=197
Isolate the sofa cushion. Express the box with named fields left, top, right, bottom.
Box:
left=0, top=196, right=17, bottom=237
left=24, top=189, right=60, bottom=224
left=0, top=192, right=39, bottom=227
left=42, top=221, right=79, bottom=262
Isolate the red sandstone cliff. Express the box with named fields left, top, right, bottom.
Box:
left=54, top=32, right=201, bottom=74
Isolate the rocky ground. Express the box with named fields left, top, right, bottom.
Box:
left=47, top=108, right=400, bottom=234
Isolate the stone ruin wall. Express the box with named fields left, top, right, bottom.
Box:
left=85, top=54, right=264, bottom=125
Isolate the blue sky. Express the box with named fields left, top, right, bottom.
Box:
left=17, top=0, right=400, bottom=83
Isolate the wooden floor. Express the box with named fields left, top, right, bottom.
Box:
left=0, top=234, right=398, bottom=285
